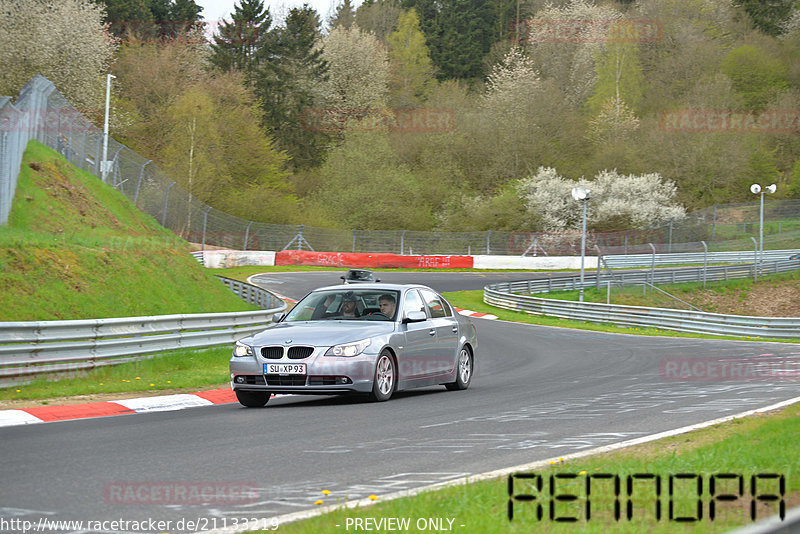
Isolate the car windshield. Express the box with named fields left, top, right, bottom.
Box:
left=284, top=289, right=400, bottom=322
left=347, top=270, right=373, bottom=281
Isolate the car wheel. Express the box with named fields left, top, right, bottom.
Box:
left=445, top=347, right=472, bottom=391
left=236, top=390, right=270, bottom=407
left=369, top=350, right=396, bottom=402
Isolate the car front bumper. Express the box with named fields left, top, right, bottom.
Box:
left=229, top=350, right=377, bottom=395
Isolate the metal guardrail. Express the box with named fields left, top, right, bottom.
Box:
left=484, top=260, right=800, bottom=339
left=604, top=248, right=799, bottom=268
left=0, top=278, right=286, bottom=379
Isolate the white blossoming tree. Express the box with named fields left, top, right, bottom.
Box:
left=518, top=167, right=685, bottom=231
left=0, top=0, right=116, bottom=111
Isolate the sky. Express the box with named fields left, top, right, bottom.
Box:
left=195, top=0, right=357, bottom=30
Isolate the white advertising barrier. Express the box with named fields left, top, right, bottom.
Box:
left=473, top=255, right=598, bottom=270
left=202, top=250, right=276, bottom=268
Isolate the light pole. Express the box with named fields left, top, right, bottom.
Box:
left=572, top=186, right=591, bottom=302
left=750, top=183, right=776, bottom=271
left=101, top=73, right=116, bottom=183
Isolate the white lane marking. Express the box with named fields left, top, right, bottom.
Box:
left=114, top=394, right=213, bottom=413
left=197, top=394, right=800, bottom=534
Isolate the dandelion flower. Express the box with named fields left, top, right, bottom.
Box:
left=150, top=383, right=155, bottom=386
left=579, top=471, right=587, bottom=475
left=314, top=500, right=323, bottom=505
left=135, top=377, right=141, bottom=380
left=322, top=490, right=331, bottom=495
left=369, top=495, right=378, bottom=501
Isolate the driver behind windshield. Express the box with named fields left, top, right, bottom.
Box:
left=340, top=293, right=359, bottom=318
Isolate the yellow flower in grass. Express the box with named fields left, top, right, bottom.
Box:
left=135, top=377, right=141, bottom=380
left=322, top=490, right=331, bottom=495
left=314, top=500, right=324, bottom=505
left=368, top=495, right=378, bottom=501
left=579, top=471, right=587, bottom=475
left=149, top=383, right=155, bottom=387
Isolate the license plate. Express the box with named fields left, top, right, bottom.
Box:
left=264, top=363, right=306, bottom=375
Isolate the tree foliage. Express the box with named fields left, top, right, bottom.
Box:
left=0, top=0, right=116, bottom=111
left=518, top=167, right=685, bottom=231
left=387, top=8, right=434, bottom=106
left=209, top=0, right=272, bottom=77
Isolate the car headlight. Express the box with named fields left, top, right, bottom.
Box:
left=325, top=338, right=371, bottom=357
left=233, top=341, right=254, bottom=357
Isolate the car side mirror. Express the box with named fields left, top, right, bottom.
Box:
left=340, top=276, right=345, bottom=280
left=376, top=278, right=381, bottom=282
left=271, top=312, right=285, bottom=323
left=402, top=310, right=427, bottom=323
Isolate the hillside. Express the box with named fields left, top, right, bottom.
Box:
left=0, top=141, right=256, bottom=321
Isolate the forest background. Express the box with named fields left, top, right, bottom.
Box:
left=1, top=0, right=799, bottom=233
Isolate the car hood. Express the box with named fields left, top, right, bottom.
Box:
left=247, top=321, right=396, bottom=347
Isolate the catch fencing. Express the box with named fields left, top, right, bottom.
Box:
left=2, top=75, right=800, bottom=255
left=0, top=278, right=286, bottom=380
left=484, top=260, right=800, bottom=339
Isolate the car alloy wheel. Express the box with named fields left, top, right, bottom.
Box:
left=369, top=350, right=395, bottom=402
left=445, top=347, right=472, bottom=391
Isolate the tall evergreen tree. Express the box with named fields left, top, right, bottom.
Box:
left=329, top=0, right=356, bottom=29
left=402, top=0, right=495, bottom=80
left=210, top=0, right=272, bottom=77
left=254, top=5, right=329, bottom=168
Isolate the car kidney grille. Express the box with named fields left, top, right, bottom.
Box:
left=287, top=346, right=314, bottom=359
left=261, top=346, right=283, bottom=359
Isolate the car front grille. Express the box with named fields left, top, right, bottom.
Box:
left=266, top=376, right=307, bottom=386
left=261, top=346, right=283, bottom=359
left=287, top=346, right=314, bottom=359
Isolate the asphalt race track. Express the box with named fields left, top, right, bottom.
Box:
left=1, top=271, right=798, bottom=532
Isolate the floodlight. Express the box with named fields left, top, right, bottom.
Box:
left=750, top=184, right=761, bottom=194
left=571, top=186, right=591, bottom=201
left=766, top=184, right=777, bottom=194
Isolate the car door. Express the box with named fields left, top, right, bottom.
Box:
left=400, top=289, right=437, bottom=379
left=419, top=289, right=459, bottom=377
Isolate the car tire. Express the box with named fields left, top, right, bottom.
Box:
left=369, top=350, right=396, bottom=402
left=445, top=347, right=472, bottom=391
left=236, top=390, right=270, bottom=407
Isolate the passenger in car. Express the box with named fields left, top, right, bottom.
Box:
left=378, top=294, right=396, bottom=318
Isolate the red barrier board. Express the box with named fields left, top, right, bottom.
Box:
left=275, top=250, right=474, bottom=269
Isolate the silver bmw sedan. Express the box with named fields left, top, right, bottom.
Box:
left=229, top=283, right=477, bottom=406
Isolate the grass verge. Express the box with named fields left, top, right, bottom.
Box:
left=441, top=290, right=800, bottom=343
left=0, top=346, right=231, bottom=405
left=257, top=401, right=800, bottom=533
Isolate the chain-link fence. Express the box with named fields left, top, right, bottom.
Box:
left=2, top=75, right=799, bottom=255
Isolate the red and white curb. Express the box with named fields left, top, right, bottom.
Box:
left=0, top=388, right=237, bottom=428
left=454, top=307, right=497, bottom=320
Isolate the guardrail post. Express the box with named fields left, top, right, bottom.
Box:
left=352, top=230, right=356, bottom=253
left=486, top=231, right=491, bottom=255
left=400, top=230, right=406, bottom=255
left=751, top=236, right=758, bottom=282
